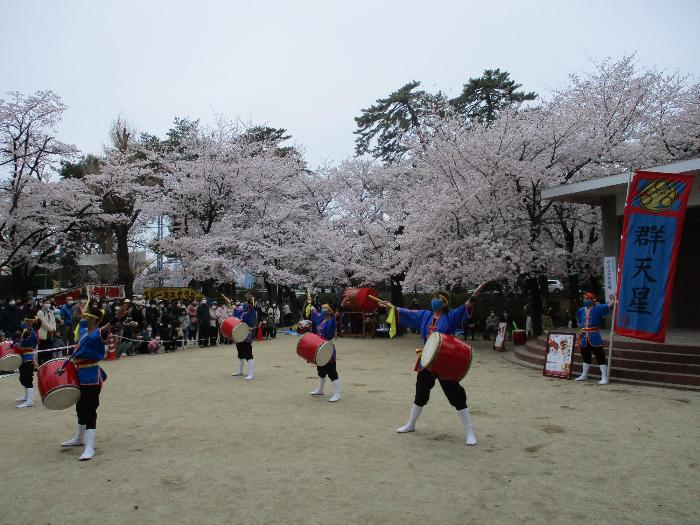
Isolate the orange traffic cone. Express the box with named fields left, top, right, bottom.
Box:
left=105, top=333, right=117, bottom=360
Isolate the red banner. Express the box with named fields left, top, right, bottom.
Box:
left=615, top=171, right=694, bottom=342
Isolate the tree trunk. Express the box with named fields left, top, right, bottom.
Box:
left=9, top=263, right=32, bottom=300
left=527, top=277, right=543, bottom=336
left=389, top=273, right=405, bottom=308
left=114, top=225, right=133, bottom=298
left=567, top=272, right=580, bottom=313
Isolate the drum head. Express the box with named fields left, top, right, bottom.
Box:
left=315, top=341, right=334, bottom=367
left=420, top=332, right=441, bottom=369
left=0, top=354, right=22, bottom=372
left=42, top=386, right=81, bottom=410
left=231, top=322, right=250, bottom=343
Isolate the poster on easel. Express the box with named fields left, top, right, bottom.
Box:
left=543, top=332, right=576, bottom=378
left=493, top=322, right=507, bottom=352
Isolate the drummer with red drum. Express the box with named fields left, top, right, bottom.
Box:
left=232, top=297, right=257, bottom=380
left=306, top=298, right=341, bottom=402
left=15, top=317, right=39, bottom=408
left=379, top=283, right=485, bottom=446
left=57, top=301, right=128, bottom=461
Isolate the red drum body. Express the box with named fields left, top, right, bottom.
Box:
left=420, top=333, right=473, bottom=382
left=296, top=333, right=334, bottom=367
left=38, top=358, right=81, bottom=410
left=220, top=317, right=250, bottom=343
left=512, top=329, right=527, bottom=345
left=341, top=287, right=378, bottom=312
left=0, top=341, right=22, bottom=372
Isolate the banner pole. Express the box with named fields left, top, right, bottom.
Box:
left=606, top=301, right=616, bottom=383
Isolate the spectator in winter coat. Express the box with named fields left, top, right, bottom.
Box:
left=196, top=299, right=210, bottom=347
left=186, top=301, right=198, bottom=342
left=60, top=300, right=74, bottom=344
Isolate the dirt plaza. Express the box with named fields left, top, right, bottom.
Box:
left=1, top=333, right=698, bottom=525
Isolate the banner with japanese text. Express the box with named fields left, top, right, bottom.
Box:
left=615, top=171, right=694, bottom=342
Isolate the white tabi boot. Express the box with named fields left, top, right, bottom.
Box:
left=574, top=363, right=591, bottom=381
left=598, top=364, right=609, bottom=385
left=16, top=388, right=27, bottom=402
left=309, top=377, right=326, bottom=395
left=16, top=388, right=33, bottom=408
left=245, top=359, right=255, bottom=380
left=79, top=429, right=96, bottom=461
left=328, top=379, right=341, bottom=402
left=232, top=359, right=244, bottom=376
left=62, top=424, right=86, bottom=446
left=458, top=408, right=478, bottom=446
left=396, top=404, right=423, bottom=433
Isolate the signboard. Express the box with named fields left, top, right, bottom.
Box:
left=493, top=322, right=507, bottom=352
left=86, top=285, right=125, bottom=301
left=615, top=171, right=694, bottom=342
left=543, top=332, right=576, bottom=379
left=603, top=256, right=617, bottom=302
left=143, top=287, right=204, bottom=302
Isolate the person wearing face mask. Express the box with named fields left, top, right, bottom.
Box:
left=232, top=297, right=257, bottom=379
left=57, top=300, right=129, bottom=460
left=36, top=300, right=57, bottom=365
left=575, top=292, right=617, bottom=385
left=15, top=316, right=39, bottom=408
left=306, top=298, right=341, bottom=402
left=378, top=283, right=486, bottom=446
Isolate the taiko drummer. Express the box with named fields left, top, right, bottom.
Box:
left=232, top=297, right=257, bottom=380
left=378, top=283, right=485, bottom=446
left=15, top=316, right=39, bottom=408
left=57, top=301, right=128, bottom=461
left=306, top=298, right=341, bottom=402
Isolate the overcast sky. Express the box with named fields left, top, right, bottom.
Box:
left=2, top=0, right=698, bottom=166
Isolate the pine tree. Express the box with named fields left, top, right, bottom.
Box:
left=450, top=69, right=537, bottom=124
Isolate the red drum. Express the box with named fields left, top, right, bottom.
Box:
left=38, top=358, right=81, bottom=410
left=341, top=287, right=379, bottom=312
left=0, top=341, right=22, bottom=372
left=296, top=333, right=334, bottom=367
left=512, top=329, right=527, bottom=345
left=220, top=317, right=250, bottom=343
left=420, top=333, right=473, bottom=382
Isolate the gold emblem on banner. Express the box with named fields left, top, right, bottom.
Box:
left=638, top=180, right=677, bottom=212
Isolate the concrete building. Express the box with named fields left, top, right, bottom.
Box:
left=542, top=158, right=700, bottom=331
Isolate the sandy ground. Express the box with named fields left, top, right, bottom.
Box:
left=1, top=333, right=698, bottom=525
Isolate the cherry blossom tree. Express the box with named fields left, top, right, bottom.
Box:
left=0, top=90, right=89, bottom=296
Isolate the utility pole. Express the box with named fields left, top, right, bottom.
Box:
left=157, top=215, right=164, bottom=286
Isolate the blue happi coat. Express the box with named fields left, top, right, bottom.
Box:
left=72, top=329, right=108, bottom=385
left=310, top=308, right=336, bottom=361
left=19, top=329, right=38, bottom=362
left=234, top=305, right=257, bottom=343
left=577, top=304, right=611, bottom=347
left=396, top=304, right=473, bottom=342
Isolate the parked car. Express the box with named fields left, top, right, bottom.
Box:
left=547, top=279, right=564, bottom=294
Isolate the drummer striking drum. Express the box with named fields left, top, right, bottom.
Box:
left=379, top=284, right=485, bottom=446
left=306, top=299, right=341, bottom=402
left=232, top=297, right=257, bottom=380
left=57, top=301, right=128, bottom=461
left=15, top=317, right=39, bottom=408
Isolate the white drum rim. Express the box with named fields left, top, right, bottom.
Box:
left=0, top=354, right=22, bottom=372
left=314, top=341, right=333, bottom=366
left=231, top=322, right=250, bottom=343
left=39, top=356, right=72, bottom=369
left=42, top=385, right=81, bottom=410
left=421, top=332, right=441, bottom=369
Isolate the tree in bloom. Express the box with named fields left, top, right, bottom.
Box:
left=402, top=56, right=699, bottom=334
left=0, top=90, right=90, bottom=295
